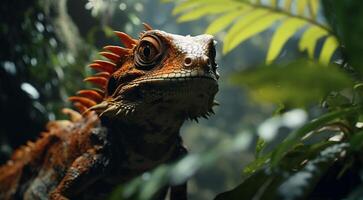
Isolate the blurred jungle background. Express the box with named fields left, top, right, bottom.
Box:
left=1, top=0, right=363, bottom=199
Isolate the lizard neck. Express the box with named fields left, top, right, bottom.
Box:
left=100, top=114, right=185, bottom=168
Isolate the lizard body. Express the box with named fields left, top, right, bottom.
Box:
left=0, top=24, right=219, bottom=200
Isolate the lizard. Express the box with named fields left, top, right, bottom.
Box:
left=0, top=23, right=219, bottom=200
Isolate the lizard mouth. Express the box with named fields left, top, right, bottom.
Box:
left=131, top=74, right=218, bottom=97
left=111, top=72, right=218, bottom=119
left=136, top=75, right=217, bottom=86
left=118, top=68, right=219, bottom=97
left=144, top=75, right=217, bottom=116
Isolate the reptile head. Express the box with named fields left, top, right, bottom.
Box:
left=70, top=24, right=219, bottom=122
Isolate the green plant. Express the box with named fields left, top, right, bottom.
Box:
left=174, top=0, right=338, bottom=65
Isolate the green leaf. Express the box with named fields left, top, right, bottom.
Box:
left=205, top=9, right=249, bottom=35
left=172, top=0, right=225, bottom=15
left=224, top=12, right=285, bottom=54
left=223, top=9, right=269, bottom=50
left=284, top=0, right=293, bottom=11
left=319, top=36, right=339, bottom=65
left=299, top=26, right=329, bottom=58
left=266, top=18, right=307, bottom=64
left=231, top=60, right=354, bottom=106
left=297, top=0, right=308, bottom=15
left=308, top=0, right=319, bottom=19
left=255, top=137, right=266, bottom=158
left=176, top=3, right=239, bottom=22
left=271, top=107, right=358, bottom=167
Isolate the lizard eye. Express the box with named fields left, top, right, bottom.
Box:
left=135, top=35, right=163, bottom=69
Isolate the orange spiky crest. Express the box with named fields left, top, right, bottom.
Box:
left=68, top=25, right=153, bottom=114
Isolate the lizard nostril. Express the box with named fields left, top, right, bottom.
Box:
left=206, top=58, right=210, bottom=66
left=184, top=57, right=193, bottom=67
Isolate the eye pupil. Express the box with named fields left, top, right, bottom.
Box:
left=143, top=46, right=151, bottom=57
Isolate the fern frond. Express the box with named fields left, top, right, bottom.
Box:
left=205, top=9, right=248, bottom=35
left=176, top=3, right=239, bottom=22
left=308, top=0, right=319, bottom=19
left=297, top=0, right=308, bottom=15
left=224, top=13, right=285, bottom=53
left=299, top=26, right=328, bottom=58
left=173, top=0, right=339, bottom=65
left=266, top=18, right=307, bottom=64
left=319, top=36, right=339, bottom=65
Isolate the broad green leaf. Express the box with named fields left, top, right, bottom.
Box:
left=224, top=13, right=285, bottom=53
left=266, top=18, right=307, bottom=64
left=205, top=8, right=250, bottom=35
left=231, top=60, right=354, bottom=106
left=284, top=0, right=293, bottom=11
left=177, top=3, right=239, bottom=22
left=297, top=0, right=308, bottom=15
left=172, top=0, right=229, bottom=15
left=223, top=9, right=269, bottom=52
left=271, top=107, right=358, bottom=167
left=319, top=36, right=339, bottom=65
left=308, top=0, right=319, bottom=19
left=299, top=26, right=328, bottom=58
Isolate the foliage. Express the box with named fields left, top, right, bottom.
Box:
left=0, top=0, right=88, bottom=160
left=216, top=142, right=356, bottom=200
left=173, top=0, right=338, bottom=65
left=231, top=60, right=353, bottom=106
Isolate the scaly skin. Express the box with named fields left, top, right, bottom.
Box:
left=0, top=24, right=219, bottom=200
